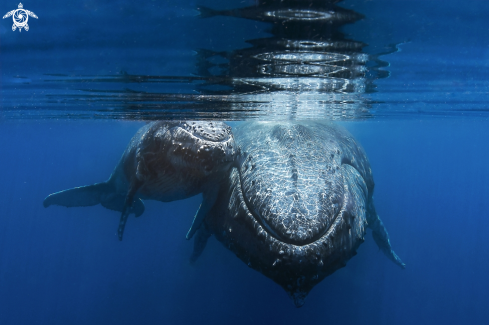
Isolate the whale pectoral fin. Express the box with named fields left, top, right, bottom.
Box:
left=367, top=204, right=406, bottom=269
left=101, top=196, right=145, bottom=217
left=43, top=182, right=112, bottom=208
left=117, top=181, right=143, bottom=241
left=44, top=182, right=145, bottom=220
left=189, top=223, right=212, bottom=264
left=186, top=187, right=219, bottom=240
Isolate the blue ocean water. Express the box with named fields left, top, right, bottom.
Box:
left=1, top=0, right=489, bottom=324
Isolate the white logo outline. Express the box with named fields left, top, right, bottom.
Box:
left=3, top=3, right=38, bottom=32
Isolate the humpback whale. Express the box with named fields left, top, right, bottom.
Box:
left=44, top=120, right=404, bottom=307
left=198, top=121, right=405, bottom=307
left=43, top=121, right=237, bottom=240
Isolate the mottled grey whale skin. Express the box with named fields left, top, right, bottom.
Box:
left=43, top=121, right=237, bottom=241
left=199, top=121, right=404, bottom=307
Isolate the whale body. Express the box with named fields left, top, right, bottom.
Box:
left=198, top=121, right=404, bottom=307
left=44, top=121, right=237, bottom=240
left=43, top=120, right=404, bottom=307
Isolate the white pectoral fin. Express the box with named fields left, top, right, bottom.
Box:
left=370, top=215, right=406, bottom=269
left=186, top=187, right=219, bottom=240
left=343, top=164, right=405, bottom=269
left=367, top=198, right=406, bottom=269
left=3, top=10, right=14, bottom=19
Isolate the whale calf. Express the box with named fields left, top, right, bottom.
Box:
left=198, top=121, right=404, bottom=307
left=44, top=121, right=237, bottom=240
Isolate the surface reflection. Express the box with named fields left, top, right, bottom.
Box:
left=192, top=0, right=373, bottom=119
left=17, top=0, right=388, bottom=120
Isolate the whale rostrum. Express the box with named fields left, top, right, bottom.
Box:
left=43, top=120, right=404, bottom=307
left=203, top=121, right=404, bottom=307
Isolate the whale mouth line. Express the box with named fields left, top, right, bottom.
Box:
left=238, top=175, right=286, bottom=243
left=237, top=169, right=340, bottom=246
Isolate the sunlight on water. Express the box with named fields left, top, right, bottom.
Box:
left=1, top=0, right=383, bottom=120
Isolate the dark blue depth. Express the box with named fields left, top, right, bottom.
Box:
left=0, top=119, right=487, bottom=324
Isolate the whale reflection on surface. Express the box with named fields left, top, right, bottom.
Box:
left=191, top=0, right=374, bottom=120
left=264, top=9, right=334, bottom=21
left=20, top=0, right=392, bottom=120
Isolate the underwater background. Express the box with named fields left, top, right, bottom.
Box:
left=1, top=0, right=489, bottom=324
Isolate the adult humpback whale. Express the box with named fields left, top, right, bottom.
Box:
left=196, top=121, right=405, bottom=307
left=44, top=121, right=238, bottom=240
left=44, top=120, right=404, bottom=307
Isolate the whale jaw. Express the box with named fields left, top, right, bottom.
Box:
left=206, top=167, right=366, bottom=307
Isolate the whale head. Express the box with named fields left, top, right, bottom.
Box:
left=205, top=121, right=372, bottom=307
